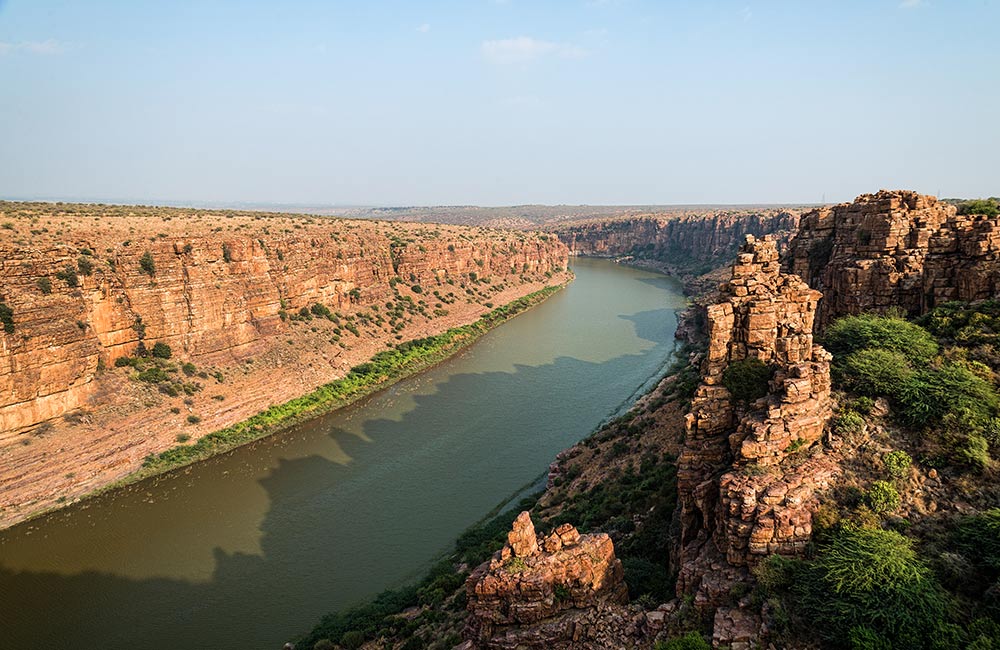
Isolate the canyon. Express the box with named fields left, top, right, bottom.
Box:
left=549, top=209, right=802, bottom=280
left=0, top=201, right=569, bottom=528
left=4, top=191, right=999, bottom=649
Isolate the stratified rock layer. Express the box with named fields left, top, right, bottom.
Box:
left=0, top=202, right=569, bottom=528
left=674, top=235, right=834, bottom=623
left=464, top=512, right=629, bottom=649
left=786, top=189, right=1000, bottom=327
left=0, top=212, right=566, bottom=436
left=552, top=211, right=801, bottom=273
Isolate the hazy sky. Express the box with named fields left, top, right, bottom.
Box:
left=1, top=0, right=997, bottom=206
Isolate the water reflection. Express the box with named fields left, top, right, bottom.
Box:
left=0, top=259, right=686, bottom=649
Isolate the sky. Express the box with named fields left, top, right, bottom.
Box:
left=0, top=0, right=997, bottom=206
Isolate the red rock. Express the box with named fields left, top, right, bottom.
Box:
left=464, top=513, right=628, bottom=648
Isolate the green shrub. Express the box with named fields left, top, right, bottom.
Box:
left=896, top=364, right=1000, bottom=427
left=960, top=434, right=992, bottom=471
left=0, top=302, right=13, bottom=334
left=36, top=277, right=52, bottom=294
left=312, top=640, right=335, bottom=650
left=788, top=527, right=949, bottom=648
left=883, top=451, right=912, bottom=479
left=957, top=199, right=1000, bottom=218
left=655, top=631, right=710, bottom=650
left=836, top=348, right=914, bottom=397
left=151, top=342, right=172, bottom=359
left=339, top=630, right=365, bottom=650
left=139, top=251, right=156, bottom=276
left=834, top=410, right=867, bottom=437
left=55, top=265, right=79, bottom=288
left=181, top=362, right=197, bottom=376
left=722, top=357, right=773, bottom=404
left=77, top=255, right=94, bottom=276
left=867, top=481, right=901, bottom=513
left=114, top=356, right=134, bottom=368
left=136, top=366, right=169, bottom=383
left=186, top=414, right=201, bottom=425
left=825, top=314, right=939, bottom=361
left=222, top=243, right=232, bottom=263
left=622, top=556, right=672, bottom=602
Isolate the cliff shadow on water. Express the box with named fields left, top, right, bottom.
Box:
left=0, top=259, right=687, bottom=650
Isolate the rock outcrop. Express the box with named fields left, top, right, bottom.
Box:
left=463, top=512, right=629, bottom=649
left=552, top=210, right=802, bottom=276
left=673, top=235, right=835, bottom=643
left=786, top=189, right=1000, bottom=327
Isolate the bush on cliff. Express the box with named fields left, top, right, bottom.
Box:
left=151, top=342, right=172, bottom=359
left=829, top=314, right=1000, bottom=432
left=781, top=526, right=951, bottom=649
left=824, top=314, right=939, bottom=362
left=655, top=631, right=711, bottom=650
left=139, top=251, right=156, bottom=276
left=722, top=357, right=773, bottom=404
left=0, top=302, right=13, bottom=334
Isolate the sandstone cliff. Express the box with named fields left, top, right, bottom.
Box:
left=674, top=235, right=834, bottom=647
left=0, top=202, right=569, bottom=527
left=786, top=189, right=1000, bottom=327
left=551, top=210, right=802, bottom=278
left=463, top=512, right=631, bottom=649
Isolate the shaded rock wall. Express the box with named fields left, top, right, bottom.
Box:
left=786, top=189, right=1000, bottom=327
left=552, top=211, right=801, bottom=273
left=674, top=236, right=834, bottom=613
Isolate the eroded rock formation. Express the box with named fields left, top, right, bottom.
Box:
left=673, top=235, right=835, bottom=644
left=463, top=512, right=630, bottom=649
left=786, top=189, right=1000, bottom=327
left=552, top=210, right=802, bottom=275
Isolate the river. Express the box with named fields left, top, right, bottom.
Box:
left=0, top=257, right=686, bottom=649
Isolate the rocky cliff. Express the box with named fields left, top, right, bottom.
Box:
left=786, top=189, right=1000, bottom=327
left=0, top=202, right=569, bottom=527
left=674, top=235, right=835, bottom=647
left=551, top=210, right=802, bottom=277
left=462, top=512, right=631, bottom=650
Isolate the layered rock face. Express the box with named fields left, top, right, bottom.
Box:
left=674, top=236, right=834, bottom=630
left=0, top=211, right=566, bottom=436
left=552, top=210, right=801, bottom=273
left=463, top=512, right=629, bottom=649
left=0, top=203, right=570, bottom=528
left=786, top=189, right=1000, bottom=327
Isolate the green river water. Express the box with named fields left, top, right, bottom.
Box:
left=0, top=257, right=686, bottom=649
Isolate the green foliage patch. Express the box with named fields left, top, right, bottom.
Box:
left=722, top=357, right=773, bottom=404
left=824, top=314, right=939, bottom=362
left=0, top=302, right=13, bottom=334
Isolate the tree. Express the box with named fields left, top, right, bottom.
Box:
left=139, top=251, right=156, bottom=276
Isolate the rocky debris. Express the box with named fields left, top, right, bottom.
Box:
left=463, top=512, right=629, bottom=649
left=786, top=189, right=1000, bottom=327
left=713, top=606, right=763, bottom=650
left=673, top=235, right=835, bottom=640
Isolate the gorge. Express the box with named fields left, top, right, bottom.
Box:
left=2, top=192, right=999, bottom=650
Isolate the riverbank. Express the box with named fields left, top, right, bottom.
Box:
left=0, top=279, right=570, bottom=531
